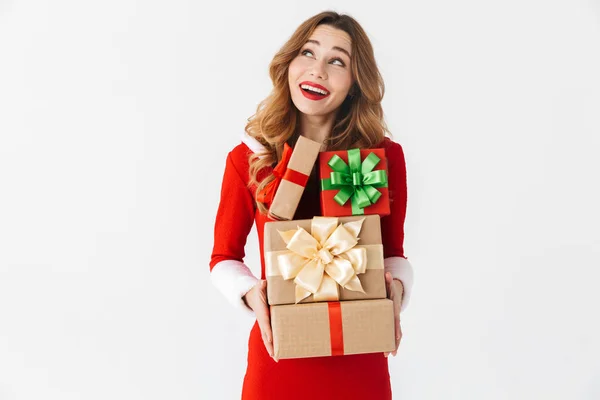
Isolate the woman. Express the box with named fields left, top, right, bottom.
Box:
left=210, top=11, right=414, bottom=400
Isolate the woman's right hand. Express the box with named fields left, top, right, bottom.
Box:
left=243, top=280, right=277, bottom=362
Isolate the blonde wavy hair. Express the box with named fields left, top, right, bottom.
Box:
left=246, top=11, right=391, bottom=213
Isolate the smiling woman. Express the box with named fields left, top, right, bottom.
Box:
left=288, top=25, right=354, bottom=115
left=209, top=10, right=414, bottom=400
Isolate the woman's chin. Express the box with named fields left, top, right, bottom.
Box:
left=293, top=101, right=338, bottom=117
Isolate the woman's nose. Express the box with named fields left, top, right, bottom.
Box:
left=309, top=61, right=327, bottom=80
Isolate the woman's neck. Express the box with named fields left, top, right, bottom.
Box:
left=298, top=112, right=335, bottom=148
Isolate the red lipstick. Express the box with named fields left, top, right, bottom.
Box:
left=299, top=81, right=330, bottom=101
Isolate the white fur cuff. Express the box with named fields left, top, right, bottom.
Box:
left=384, top=257, right=414, bottom=312
left=210, top=260, right=259, bottom=318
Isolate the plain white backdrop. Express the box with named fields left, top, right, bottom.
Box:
left=1, top=0, right=599, bottom=399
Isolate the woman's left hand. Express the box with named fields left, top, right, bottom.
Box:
left=384, top=271, right=403, bottom=357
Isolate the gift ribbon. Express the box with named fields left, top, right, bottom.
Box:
left=273, top=217, right=368, bottom=303
left=328, top=302, right=344, bottom=356
left=256, top=143, right=309, bottom=204
left=320, top=148, right=388, bottom=215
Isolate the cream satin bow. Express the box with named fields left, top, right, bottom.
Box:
left=277, top=217, right=368, bottom=303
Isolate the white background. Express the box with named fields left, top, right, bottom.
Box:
left=1, top=0, right=599, bottom=399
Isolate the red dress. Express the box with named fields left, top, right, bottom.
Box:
left=210, top=135, right=411, bottom=400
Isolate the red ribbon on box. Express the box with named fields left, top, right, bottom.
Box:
left=328, top=302, right=344, bottom=356
left=282, top=168, right=309, bottom=188
left=257, top=143, right=309, bottom=204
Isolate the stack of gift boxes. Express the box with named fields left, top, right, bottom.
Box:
left=262, top=136, right=400, bottom=360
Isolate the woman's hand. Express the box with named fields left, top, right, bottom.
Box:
left=243, top=280, right=278, bottom=362
left=384, top=271, right=403, bottom=357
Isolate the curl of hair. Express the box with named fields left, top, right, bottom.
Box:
left=245, top=11, right=391, bottom=214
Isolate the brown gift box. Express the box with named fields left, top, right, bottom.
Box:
left=265, top=215, right=386, bottom=306
left=268, top=135, right=321, bottom=221
left=271, top=298, right=396, bottom=359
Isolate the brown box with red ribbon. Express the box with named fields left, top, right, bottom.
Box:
left=266, top=135, right=322, bottom=221
left=319, top=148, right=390, bottom=217
left=264, top=215, right=387, bottom=306
left=271, top=298, right=396, bottom=359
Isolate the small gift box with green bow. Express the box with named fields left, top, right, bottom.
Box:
left=319, top=148, right=390, bottom=217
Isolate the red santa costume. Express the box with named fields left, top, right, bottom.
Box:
left=210, top=132, right=414, bottom=400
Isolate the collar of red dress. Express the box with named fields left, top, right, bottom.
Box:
left=241, top=132, right=268, bottom=159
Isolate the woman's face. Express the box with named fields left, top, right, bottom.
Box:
left=288, top=25, right=354, bottom=117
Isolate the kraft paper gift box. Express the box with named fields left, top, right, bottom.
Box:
left=264, top=215, right=386, bottom=306
left=259, top=135, right=321, bottom=221
left=271, top=298, right=396, bottom=359
left=319, top=148, right=390, bottom=217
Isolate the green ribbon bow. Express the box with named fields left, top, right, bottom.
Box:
left=321, top=148, right=388, bottom=215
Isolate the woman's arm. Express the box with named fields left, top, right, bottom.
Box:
left=209, top=147, right=259, bottom=317
left=209, top=144, right=277, bottom=359
left=381, top=140, right=414, bottom=313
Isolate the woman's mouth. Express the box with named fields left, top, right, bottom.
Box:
left=299, top=84, right=330, bottom=101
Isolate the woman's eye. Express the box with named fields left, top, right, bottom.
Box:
left=301, top=49, right=345, bottom=67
